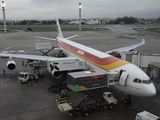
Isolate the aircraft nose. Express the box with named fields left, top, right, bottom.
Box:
left=145, top=83, right=156, bottom=97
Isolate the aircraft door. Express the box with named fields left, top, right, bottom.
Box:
left=119, top=71, right=129, bottom=86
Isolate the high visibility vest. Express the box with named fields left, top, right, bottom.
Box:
left=64, top=89, right=67, bottom=93
left=56, top=94, right=59, bottom=99
left=61, top=90, right=64, bottom=94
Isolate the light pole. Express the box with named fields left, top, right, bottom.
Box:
left=79, top=2, right=82, bottom=31
left=1, top=1, right=6, bottom=32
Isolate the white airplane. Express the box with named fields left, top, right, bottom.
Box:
left=0, top=19, right=156, bottom=104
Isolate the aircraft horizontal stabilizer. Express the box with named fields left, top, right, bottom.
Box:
left=35, top=36, right=56, bottom=41
left=65, top=35, right=78, bottom=40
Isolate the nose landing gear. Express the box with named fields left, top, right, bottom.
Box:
left=123, top=94, right=132, bottom=105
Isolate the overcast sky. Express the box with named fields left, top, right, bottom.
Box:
left=1, top=0, right=160, bottom=20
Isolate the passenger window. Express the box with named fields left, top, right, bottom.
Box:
left=133, top=78, right=138, bottom=83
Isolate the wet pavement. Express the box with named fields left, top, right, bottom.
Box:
left=0, top=24, right=160, bottom=119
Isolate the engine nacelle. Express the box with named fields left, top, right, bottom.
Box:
left=7, top=60, right=16, bottom=70
left=51, top=70, right=62, bottom=78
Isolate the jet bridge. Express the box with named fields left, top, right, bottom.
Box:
left=147, top=62, right=160, bottom=84
left=67, top=70, right=118, bottom=92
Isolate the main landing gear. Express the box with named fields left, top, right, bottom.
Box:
left=123, top=94, right=132, bottom=105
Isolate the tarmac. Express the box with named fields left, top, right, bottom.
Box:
left=0, top=24, right=160, bottom=120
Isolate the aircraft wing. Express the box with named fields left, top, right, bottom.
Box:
left=106, top=39, right=145, bottom=54
left=0, top=53, right=74, bottom=61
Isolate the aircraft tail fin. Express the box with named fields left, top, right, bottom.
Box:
left=56, top=18, right=64, bottom=38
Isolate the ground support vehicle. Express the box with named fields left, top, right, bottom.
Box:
left=56, top=97, right=73, bottom=112
left=135, top=111, right=160, bottom=120
left=18, top=72, right=35, bottom=83
left=69, top=90, right=117, bottom=117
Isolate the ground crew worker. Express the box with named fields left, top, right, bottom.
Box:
left=64, top=89, right=67, bottom=93
left=64, top=89, right=67, bottom=97
left=35, top=75, right=38, bottom=82
left=56, top=94, right=60, bottom=102
left=3, top=69, right=5, bottom=75
left=27, top=59, right=29, bottom=64
left=61, top=89, right=65, bottom=98
left=56, top=94, right=59, bottom=99
left=61, top=89, right=64, bottom=94
left=25, top=62, right=27, bottom=67
left=22, top=61, right=24, bottom=66
left=114, top=74, right=118, bottom=81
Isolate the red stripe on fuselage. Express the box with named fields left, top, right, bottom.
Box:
left=57, top=39, right=121, bottom=66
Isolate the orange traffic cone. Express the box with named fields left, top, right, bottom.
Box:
left=35, top=84, right=36, bottom=87
left=43, top=83, right=45, bottom=86
left=7, top=79, right=9, bottom=83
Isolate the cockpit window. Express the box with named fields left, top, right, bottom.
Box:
left=142, top=79, right=152, bottom=84
left=138, top=79, right=141, bottom=83
left=148, top=79, right=152, bottom=84
left=133, top=78, right=138, bottom=83
left=133, top=78, right=141, bottom=83
left=134, top=78, right=152, bottom=84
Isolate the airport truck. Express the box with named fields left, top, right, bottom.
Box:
left=135, top=111, right=160, bottom=120
left=55, top=70, right=118, bottom=117
left=69, top=91, right=117, bottom=117
left=18, top=72, right=35, bottom=82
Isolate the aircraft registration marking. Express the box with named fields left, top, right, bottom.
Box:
left=77, top=50, right=84, bottom=55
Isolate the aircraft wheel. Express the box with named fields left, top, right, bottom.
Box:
left=128, top=99, right=132, bottom=105
left=123, top=98, right=132, bottom=105
left=104, top=105, right=108, bottom=110
left=82, top=108, right=89, bottom=117
left=123, top=99, right=128, bottom=104
left=108, top=104, right=114, bottom=110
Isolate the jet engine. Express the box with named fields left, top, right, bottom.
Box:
left=51, top=70, right=62, bottom=78
left=7, top=59, right=16, bottom=70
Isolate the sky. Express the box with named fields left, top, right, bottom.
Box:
left=1, top=0, right=160, bottom=20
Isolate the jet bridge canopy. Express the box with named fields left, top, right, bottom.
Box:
left=67, top=70, right=118, bottom=92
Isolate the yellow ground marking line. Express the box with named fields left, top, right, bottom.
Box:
left=1, top=45, right=15, bottom=51
left=127, top=106, right=137, bottom=109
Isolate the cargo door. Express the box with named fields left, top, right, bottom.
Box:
left=119, top=71, right=129, bottom=86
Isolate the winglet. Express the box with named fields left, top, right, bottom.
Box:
left=142, top=38, right=145, bottom=44
left=56, top=18, right=64, bottom=38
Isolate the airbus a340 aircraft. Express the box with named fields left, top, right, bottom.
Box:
left=0, top=19, right=156, bottom=104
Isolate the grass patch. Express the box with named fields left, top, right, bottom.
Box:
left=146, top=28, right=160, bottom=34
left=7, top=25, right=99, bottom=32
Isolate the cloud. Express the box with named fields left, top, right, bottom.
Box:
left=1, top=0, right=160, bottom=20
